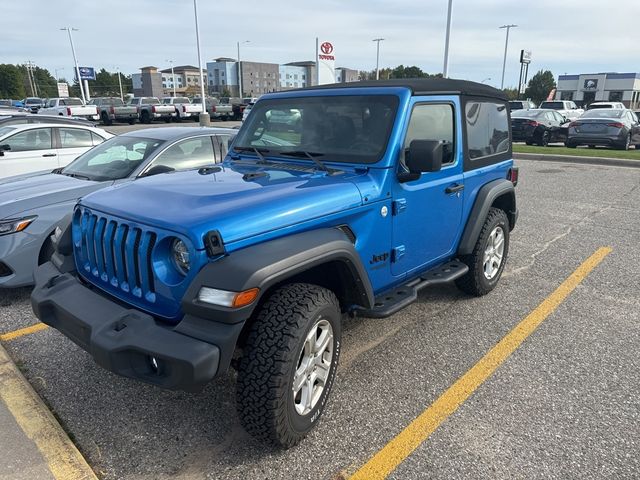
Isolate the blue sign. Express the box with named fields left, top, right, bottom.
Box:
left=77, top=67, right=96, bottom=81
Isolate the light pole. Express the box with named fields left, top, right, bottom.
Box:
left=481, top=77, right=491, bottom=84
left=499, top=24, right=518, bottom=89
left=193, top=0, right=209, bottom=125
left=237, top=40, right=249, bottom=98
left=443, top=0, right=453, bottom=77
left=165, top=60, right=176, bottom=97
left=115, top=67, right=124, bottom=100
left=372, top=38, right=384, bottom=80
left=61, top=27, right=85, bottom=103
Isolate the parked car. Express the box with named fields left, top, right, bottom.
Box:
left=193, top=97, right=234, bottom=121
left=31, top=78, right=518, bottom=448
left=511, top=109, right=568, bottom=146
left=538, top=100, right=584, bottom=121
left=0, top=127, right=235, bottom=288
left=88, top=97, right=138, bottom=126
left=509, top=100, right=536, bottom=110
left=0, top=123, right=112, bottom=178
left=39, top=98, right=99, bottom=121
left=127, top=97, right=176, bottom=123
left=23, top=97, right=44, bottom=113
left=0, top=99, right=12, bottom=107
left=162, top=97, right=203, bottom=122
left=566, top=108, right=640, bottom=150
left=0, top=113, right=96, bottom=128
left=587, top=102, right=625, bottom=110
left=220, top=97, right=246, bottom=120
left=241, top=101, right=255, bottom=122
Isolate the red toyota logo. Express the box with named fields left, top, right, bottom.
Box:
left=320, top=42, right=333, bottom=55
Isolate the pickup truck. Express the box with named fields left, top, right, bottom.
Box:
left=162, top=97, right=203, bottom=121
left=39, top=98, right=99, bottom=121
left=193, top=97, right=234, bottom=121
left=127, top=97, right=176, bottom=123
left=220, top=97, right=246, bottom=120
left=32, top=78, right=518, bottom=448
left=538, top=100, right=584, bottom=121
left=88, top=97, right=138, bottom=125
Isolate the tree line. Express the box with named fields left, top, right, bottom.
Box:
left=0, top=64, right=133, bottom=99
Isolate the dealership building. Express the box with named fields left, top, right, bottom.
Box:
left=555, top=72, right=640, bottom=108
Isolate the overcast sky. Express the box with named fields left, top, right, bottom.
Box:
left=3, top=0, right=639, bottom=88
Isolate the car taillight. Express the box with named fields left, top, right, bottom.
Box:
left=152, top=105, right=156, bottom=113
left=526, top=121, right=540, bottom=127
left=110, top=106, right=115, bottom=114
left=607, top=122, right=624, bottom=128
left=569, top=121, right=581, bottom=128
left=66, top=107, right=72, bottom=116
left=507, top=167, right=519, bottom=186
left=211, top=105, right=216, bottom=113
left=182, top=105, right=187, bottom=113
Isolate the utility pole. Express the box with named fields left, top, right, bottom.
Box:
left=166, top=60, right=176, bottom=97
left=61, top=27, right=85, bottom=103
left=499, top=24, right=518, bottom=89
left=116, top=67, right=124, bottom=100
left=372, top=38, right=384, bottom=80
left=237, top=40, right=249, bottom=98
left=193, top=0, right=209, bottom=125
left=25, top=61, right=36, bottom=96
left=443, top=0, right=453, bottom=77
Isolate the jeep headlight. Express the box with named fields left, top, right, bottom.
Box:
left=171, top=238, right=190, bottom=275
left=0, top=216, right=37, bottom=236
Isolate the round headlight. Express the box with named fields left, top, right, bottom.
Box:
left=171, top=238, right=190, bottom=275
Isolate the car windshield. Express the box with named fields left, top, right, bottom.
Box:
left=61, top=136, right=163, bottom=181
left=588, top=104, right=613, bottom=109
left=509, top=102, right=523, bottom=110
left=581, top=109, right=624, bottom=119
left=25, top=98, right=42, bottom=105
left=174, top=97, right=190, bottom=103
left=64, top=98, right=84, bottom=106
left=233, top=95, right=399, bottom=164
left=0, top=126, right=18, bottom=137
left=539, top=102, right=564, bottom=109
left=142, top=97, right=160, bottom=105
left=511, top=110, right=542, bottom=118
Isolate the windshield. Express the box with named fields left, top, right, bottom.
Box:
left=581, top=109, right=624, bottom=119
left=64, top=98, right=84, bottom=106
left=142, top=97, right=160, bottom=105
left=0, top=126, right=18, bottom=137
left=588, top=103, right=614, bottom=109
left=233, top=95, right=399, bottom=164
left=539, top=102, right=564, bottom=110
left=509, top=102, right=524, bottom=110
left=174, top=97, right=190, bottom=104
left=61, top=136, right=163, bottom=181
left=25, top=98, right=42, bottom=105
left=511, top=110, right=542, bottom=119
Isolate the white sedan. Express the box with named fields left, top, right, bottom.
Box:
left=0, top=123, right=113, bottom=179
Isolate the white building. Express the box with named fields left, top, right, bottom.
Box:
left=556, top=73, right=640, bottom=108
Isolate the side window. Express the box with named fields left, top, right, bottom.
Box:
left=3, top=128, right=52, bottom=151
left=465, top=101, right=509, bottom=160
left=402, top=103, right=455, bottom=165
left=91, top=132, right=106, bottom=146
left=58, top=128, right=94, bottom=148
left=214, top=135, right=233, bottom=160
left=149, top=136, right=215, bottom=171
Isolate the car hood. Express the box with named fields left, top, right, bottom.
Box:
left=80, top=162, right=367, bottom=249
left=0, top=172, right=107, bottom=219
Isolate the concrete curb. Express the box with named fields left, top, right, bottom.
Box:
left=0, top=341, right=98, bottom=480
left=514, top=152, right=640, bottom=168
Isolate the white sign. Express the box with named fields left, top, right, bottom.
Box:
left=57, top=82, right=69, bottom=97
left=317, top=40, right=336, bottom=85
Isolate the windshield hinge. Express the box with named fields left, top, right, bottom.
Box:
left=392, top=198, right=407, bottom=215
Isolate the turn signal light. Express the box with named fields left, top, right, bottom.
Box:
left=232, top=288, right=260, bottom=308
left=197, top=287, right=260, bottom=308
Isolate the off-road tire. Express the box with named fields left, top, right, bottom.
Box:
left=128, top=118, right=136, bottom=125
left=456, top=207, right=509, bottom=296
left=101, top=112, right=112, bottom=126
left=236, top=283, right=341, bottom=448
left=140, top=111, right=151, bottom=124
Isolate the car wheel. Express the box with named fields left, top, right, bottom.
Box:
left=565, top=142, right=577, bottom=149
left=101, top=112, right=112, bottom=126
left=236, top=283, right=341, bottom=448
left=174, top=110, right=182, bottom=122
left=456, top=207, right=509, bottom=296
left=537, top=131, right=550, bottom=147
left=525, top=140, right=534, bottom=146
left=616, top=134, right=631, bottom=151
left=140, top=111, right=151, bottom=124
left=588, top=145, right=596, bottom=149
left=128, top=119, right=136, bottom=125
left=38, top=238, right=55, bottom=265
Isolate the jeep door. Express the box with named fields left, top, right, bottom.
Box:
left=391, top=98, right=464, bottom=276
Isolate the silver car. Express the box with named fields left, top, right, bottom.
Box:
left=565, top=109, right=640, bottom=150
left=0, top=127, right=235, bottom=288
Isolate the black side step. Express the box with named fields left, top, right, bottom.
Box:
left=355, top=260, right=469, bottom=318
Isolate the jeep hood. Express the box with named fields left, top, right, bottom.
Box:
left=80, top=164, right=366, bottom=249
left=0, top=172, right=107, bottom=219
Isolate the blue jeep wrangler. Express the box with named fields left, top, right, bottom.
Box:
left=32, top=79, right=518, bottom=447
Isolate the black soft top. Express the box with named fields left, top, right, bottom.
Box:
left=301, top=78, right=508, bottom=101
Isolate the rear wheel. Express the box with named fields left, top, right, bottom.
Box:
left=565, top=142, right=577, bottom=148
left=525, top=140, right=534, bottom=146
left=101, top=112, right=112, bottom=126
left=588, top=145, right=596, bottom=149
left=128, top=118, right=136, bottom=125
left=537, top=130, right=550, bottom=146
left=140, top=111, right=151, bottom=124
left=616, top=134, right=631, bottom=150
left=236, top=283, right=341, bottom=448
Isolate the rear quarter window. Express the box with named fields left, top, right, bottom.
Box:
left=465, top=101, right=510, bottom=161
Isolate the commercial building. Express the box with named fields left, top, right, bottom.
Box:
left=335, top=67, right=359, bottom=84
left=160, top=65, right=206, bottom=96
left=279, top=62, right=316, bottom=90
left=131, top=66, right=163, bottom=97
left=556, top=73, right=640, bottom=108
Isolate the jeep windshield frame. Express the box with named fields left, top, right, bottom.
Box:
left=232, top=95, right=399, bottom=164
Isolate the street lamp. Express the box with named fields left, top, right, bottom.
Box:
left=237, top=40, right=250, bottom=98
left=372, top=38, right=384, bottom=80
left=481, top=77, right=491, bottom=84
left=192, top=0, right=209, bottom=125
left=60, top=27, right=85, bottom=103
left=115, top=66, right=124, bottom=100
left=499, top=24, right=518, bottom=89
left=165, top=60, right=176, bottom=97
left=443, top=0, right=454, bottom=77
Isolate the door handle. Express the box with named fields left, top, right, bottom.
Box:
left=42, top=153, right=57, bottom=157
left=445, top=184, right=464, bottom=194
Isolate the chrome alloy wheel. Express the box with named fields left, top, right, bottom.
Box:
left=483, top=226, right=505, bottom=280
left=292, top=318, right=334, bottom=416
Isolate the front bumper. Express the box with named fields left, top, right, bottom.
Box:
left=31, top=261, right=224, bottom=392
left=0, top=232, right=40, bottom=288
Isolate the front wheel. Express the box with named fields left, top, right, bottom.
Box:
left=236, top=283, right=341, bottom=448
left=456, top=207, right=510, bottom=296
left=537, top=130, right=550, bottom=146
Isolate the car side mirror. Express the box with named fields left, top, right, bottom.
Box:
left=141, top=165, right=175, bottom=177
left=399, top=140, right=443, bottom=183
left=0, top=144, right=10, bottom=156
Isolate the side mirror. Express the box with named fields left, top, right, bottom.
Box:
left=399, top=140, right=443, bottom=182
left=141, top=165, right=175, bottom=177
left=0, top=144, right=10, bottom=156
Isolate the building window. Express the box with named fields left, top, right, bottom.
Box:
left=609, top=91, right=623, bottom=102
left=294, top=74, right=298, bottom=80
left=221, top=72, right=224, bottom=77
left=302, top=75, right=306, bottom=80
left=560, top=91, right=574, bottom=100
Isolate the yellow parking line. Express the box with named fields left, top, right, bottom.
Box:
left=349, top=247, right=612, bottom=480
left=0, top=322, right=48, bottom=342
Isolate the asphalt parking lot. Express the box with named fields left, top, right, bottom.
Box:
left=1, top=159, right=639, bottom=479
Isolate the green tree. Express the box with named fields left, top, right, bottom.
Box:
left=524, top=70, right=556, bottom=105
left=0, top=64, right=26, bottom=99
left=502, top=87, right=519, bottom=100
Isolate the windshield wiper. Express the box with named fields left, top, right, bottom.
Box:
left=61, top=171, right=92, bottom=181
left=280, top=150, right=339, bottom=175
left=232, top=146, right=270, bottom=164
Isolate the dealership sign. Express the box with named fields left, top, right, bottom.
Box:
left=57, top=82, right=69, bottom=97
left=75, top=66, right=96, bottom=81
left=317, top=40, right=336, bottom=85
left=583, top=79, right=598, bottom=90
left=519, top=50, right=532, bottom=64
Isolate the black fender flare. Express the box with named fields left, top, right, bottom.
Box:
left=457, top=179, right=516, bottom=256
left=181, top=228, right=375, bottom=324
